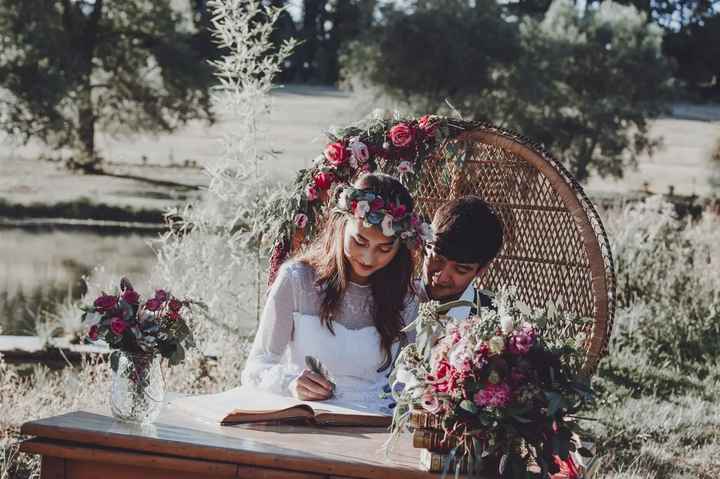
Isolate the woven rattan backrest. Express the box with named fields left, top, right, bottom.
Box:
left=399, top=126, right=615, bottom=375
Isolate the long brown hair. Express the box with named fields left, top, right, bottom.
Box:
left=297, top=173, right=416, bottom=371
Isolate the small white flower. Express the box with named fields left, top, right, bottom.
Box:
left=397, top=160, right=414, bottom=174
left=337, top=190, right=349, bottom=210
left=381, top=214, right=395, bottom=237
left=355, top=200, right=370, bottom=218
left=348, top=138, right=370, bottom=163
left=419, top=223, right=435, bottom=242
left=489, top=336, right=505, bottom=354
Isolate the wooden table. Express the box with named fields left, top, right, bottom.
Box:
left=20, top=407, right=484, bottom=478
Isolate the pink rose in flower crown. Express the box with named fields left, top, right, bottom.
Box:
left=474, top=382, right=511, bottom=408
left=121, top=289, right=139, bottom=305
left=418, top=114, right=438, bottom=135
left=110, top=318, right=128, bottom=336
left=388, top=203, right=407, bottom=218
left=324, top=142, right=347, bottom=167
left=314, top=172, right=335, bottom=190
left=294, top=213, right=309, bottom=229
left=305, top=184, right=319, bottom=201
left=88, top=325, right=99, bottom=341
left=94, top=295, right=118, bottom=312
left=388, top=123, right=414, bottom=148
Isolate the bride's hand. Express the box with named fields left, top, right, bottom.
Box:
left=291, top=369, right=334, bottom=401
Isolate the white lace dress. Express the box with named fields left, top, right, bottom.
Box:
left=241, top=260, right=418, bottom=413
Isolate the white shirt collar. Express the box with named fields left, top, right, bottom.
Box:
left=446, top=282, right=475, bottom=321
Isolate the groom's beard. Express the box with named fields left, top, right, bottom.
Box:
left=422, top=277, right=466, bottom=303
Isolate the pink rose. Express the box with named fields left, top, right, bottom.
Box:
left=305, top=184, right=319, bottom=201
left=397, top=161, right=414, bottom=175
left=294, top=213, right=309, bottom=229
left=421, top=392, right=443, bottom=414
left=88, top=325, right=99, bottom=341
left=418, top=115, right=438, bottom=135
left=94, top=295, right=118, bottom=312
left=168, top=298, right=182, bottom=311
left=154, top=289, right=168, bottom=302
left=388, top=123, right=414, bottom=148
left=110, top=318, right=128, bottom=336
left=145, top=298, right=162, bottom=312
left=370, top=197, right=384, bottom=211
left=474, top=383, right=511, bottom=408
left=121, top=289, right=139, bottom=305
left=313, top=172, right=335, bottom=190
left=509, top=325, right=536, bottom=355
left=323, top=142, right=347, bottom=167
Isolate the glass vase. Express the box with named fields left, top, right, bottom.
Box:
left=110, top=351, right=165, bottom=424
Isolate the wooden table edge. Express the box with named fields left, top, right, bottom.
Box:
left=20, top=414, right=440, bottom=479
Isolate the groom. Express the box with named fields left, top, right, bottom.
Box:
left=417, top=195, right=504, bottom=317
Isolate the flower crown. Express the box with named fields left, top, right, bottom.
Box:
left=334, top=186, right=434, bottom=249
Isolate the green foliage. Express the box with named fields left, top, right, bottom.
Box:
left=0, top=0, right=214, bottom=171
left=342, top=0, right=673, bottom=182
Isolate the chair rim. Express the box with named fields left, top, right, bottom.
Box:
left=449, top=122, right=616, bottom=376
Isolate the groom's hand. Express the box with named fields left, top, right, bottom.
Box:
left=292, top=369, right=334, bottom=401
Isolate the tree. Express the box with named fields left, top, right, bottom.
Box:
left=341, top=0, right=673, bottom=182
left=0, top=0, right=214, bottom=172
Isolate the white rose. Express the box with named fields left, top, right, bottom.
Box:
left=448, top=339, right=469, bottom=370
left=420, top=223, right=435, bottom=242
left=337, top=190, right=349, bottom=210
left=348, top=138, right=370, bottom=163
left=381, top=214, right=395, bottom=237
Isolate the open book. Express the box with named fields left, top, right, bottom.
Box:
left=169, top=386, right=392, bottom=427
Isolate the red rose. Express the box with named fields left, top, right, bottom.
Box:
left=323, top=142, right=347, bottom=167
left=388, top=123, right=414, bottom=148
left=145, top=298, right=162, bottom=311
left=168, top=298, right=182, bottom=311
left=370, top=197, right=384, bottom=211
left=167, top=310, right=181, bottom=322
left=418, top=115, right=438, bottom=135
left=94, top=295, right=118, bottom=312
left=154, top=289, right=168, bottom=302
left=88, top=325, right=99, bottom=341
left=389, top=203, right=407, bottom=218
left=313, top=171, right=335, bottom=190
left=121, top=289, right=139, bottom=305
left=110, top=318, right=128, bottom=336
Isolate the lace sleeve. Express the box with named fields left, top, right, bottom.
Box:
left=240, top=262, right=302, bottom=395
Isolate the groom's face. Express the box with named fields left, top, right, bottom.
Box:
left=422, top=244, right=482, bottom=301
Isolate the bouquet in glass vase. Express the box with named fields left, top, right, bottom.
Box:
left=388, top=287, right=596, bottom=478
left=80, top=278, right=199, bottom=424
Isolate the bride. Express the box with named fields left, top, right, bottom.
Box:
left=241, top=173, right=426, bottom=412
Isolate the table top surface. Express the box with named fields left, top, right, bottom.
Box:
left=20, top=405, right=465, bottom=479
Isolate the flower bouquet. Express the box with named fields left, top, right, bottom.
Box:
left=388, top=287, right=595, bottom=477
left=80, top=278, right=199, bottom=423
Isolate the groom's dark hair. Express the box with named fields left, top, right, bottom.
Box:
left=432, top=196, right=503, bottom=267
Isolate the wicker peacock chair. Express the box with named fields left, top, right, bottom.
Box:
left=267, top=117, right=615, bottom=378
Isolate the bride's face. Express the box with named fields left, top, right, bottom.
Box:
left=343, top=217, right=400, bottom=283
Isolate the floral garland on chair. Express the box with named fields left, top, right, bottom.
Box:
left=265, top=114, right=455, bottom=284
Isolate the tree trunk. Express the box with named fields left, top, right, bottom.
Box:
left=77, top=91, right=99, bottom=173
